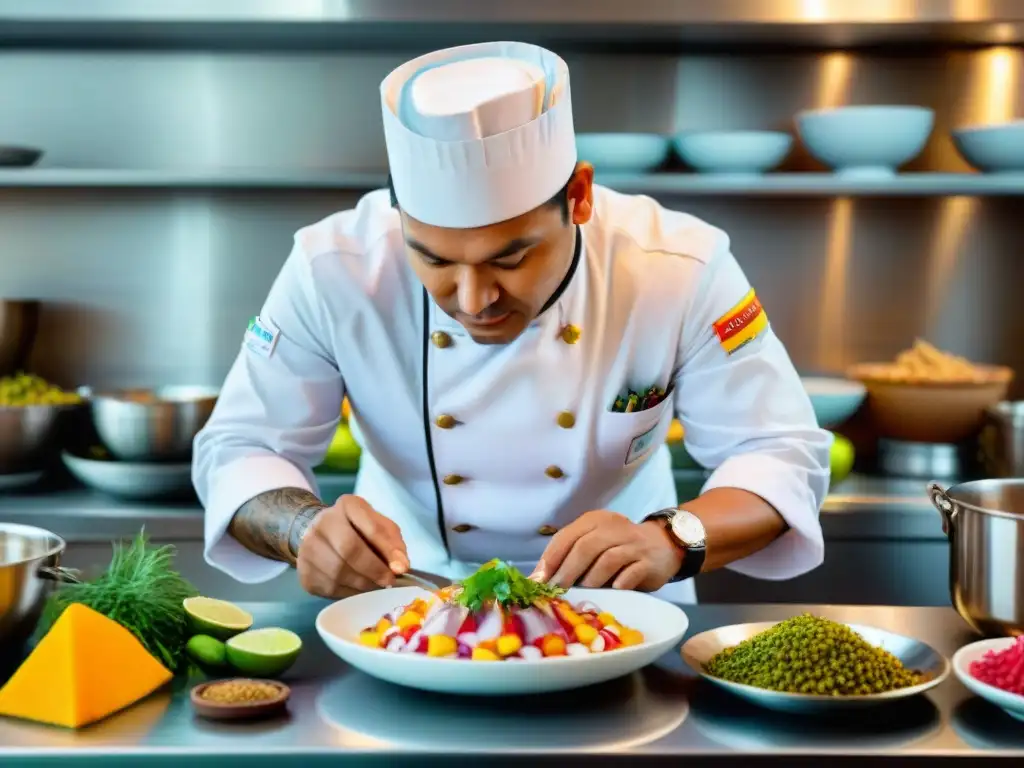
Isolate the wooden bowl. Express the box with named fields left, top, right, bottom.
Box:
left=190, top=679, right=290, bottom=721
left=847, top=363, right=1013, bottom=444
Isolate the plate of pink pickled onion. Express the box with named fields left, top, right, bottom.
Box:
left=953, top=637, right=1024, bottom=721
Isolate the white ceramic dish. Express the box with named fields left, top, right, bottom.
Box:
left=673, top=130, right=792, bottom=175
left=316, top=586, right=689, bottom=696
left=953, top=638, right=1024, bottom=722
left=61, top=451, right=193, bottom=499
left=796, top=105, right=934, bottom=178
left=952, top=120, right=1024, bottom=174
left=801, top=376, right=867, bottom=428
left=575, top=133, right=671, bottom=172
left=682, top=621, right=950, bottom=714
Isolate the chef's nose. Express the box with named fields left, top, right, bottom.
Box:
left=457, top=267, right=499, bottom=317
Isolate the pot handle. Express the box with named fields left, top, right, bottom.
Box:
left=37, top=565, right=83, bottom=584
left=928, top=482, right=956, bottom=538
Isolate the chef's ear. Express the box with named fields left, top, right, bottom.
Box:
left=567, top=162, right=594, bottom=226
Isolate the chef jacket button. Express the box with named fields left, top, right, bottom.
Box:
left=443, top=473, right=464, bottom=486
left=557, top=411, right=576, bottom=429
left=545, top=465, right=564, bottom=479
left=431, top=331, right=452, bottom=349
left=561, top=324, right=581, bottom=344
left=435, top=414, right=457, bottom=429
left=451, top=523, right=475, bottom=533
left=538, top=525, right=559, bottom=536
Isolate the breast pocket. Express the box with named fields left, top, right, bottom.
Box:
left=594, top=396, right=674, bottom=471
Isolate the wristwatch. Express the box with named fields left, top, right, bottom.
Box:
left=643, top=508, right=707, bottom=583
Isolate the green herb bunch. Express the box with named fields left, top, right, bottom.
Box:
left=452, top=559, right=564, bottom=612
left=39, top=531, right=198, bottom=674
left=705, top=613, right=923, bottom=696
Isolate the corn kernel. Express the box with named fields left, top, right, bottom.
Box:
left=358, top=630, right=381, bottom=648
left=597, top=612, right=617, bottom=627
left=541, top=635, right=567, bottom=657
left=620, top=628, right=644, bottom=647
left=427, top=635, right=458, bottom=657
left=496, top=634, right=523, bottom=657
left=574, top=624, right=599, bottom=645
left=472, top=647, right=500, bottom=661
left=375, top=618, right=392, bottom=634
left=397, top=611, right=422, bottom=629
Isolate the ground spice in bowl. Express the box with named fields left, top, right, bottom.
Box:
left=200, top=679, right=283, bottom=704
left=705, top=614, right=923, bottom=696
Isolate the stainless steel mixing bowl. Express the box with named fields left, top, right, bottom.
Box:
left=0, top=524, right=67, bottom=647
left=0, top=402, right=83, bottom=474
left=0, top=300, right=39, bottom=377
left=930, top=478, right=1024, bottom=637
left=89, top=385, right=219, bottom=462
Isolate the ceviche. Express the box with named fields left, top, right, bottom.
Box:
left=358, top=560, right=644, bottom=660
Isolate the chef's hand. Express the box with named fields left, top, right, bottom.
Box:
left=296, top=494, right=410, bottom=598
left=532, top=510, right=683, bottom=592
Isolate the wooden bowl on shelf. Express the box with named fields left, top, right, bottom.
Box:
left=847, top=363, right=1013, bottom=444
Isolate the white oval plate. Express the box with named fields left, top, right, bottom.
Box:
left=953, top=638, right=1024, bottom=721
left=316, top=586, right=688, bottom=696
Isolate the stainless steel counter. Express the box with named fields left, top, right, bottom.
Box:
left=1, top=603, right=1021, bottom=766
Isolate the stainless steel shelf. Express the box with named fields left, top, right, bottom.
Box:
left=0, top=0, right=1022, bottom=49
left=0, top=472, right=945, bottom=544
left=1, top=169, right=1022, bottom=197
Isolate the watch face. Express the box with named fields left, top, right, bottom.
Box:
left=670, top=511, right=706, bottom=547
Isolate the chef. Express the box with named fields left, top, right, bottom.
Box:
left=193, top=41, right=830, bottom=604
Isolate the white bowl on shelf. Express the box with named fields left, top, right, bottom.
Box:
left=796, top=105, right=934, bottom=178
left=62, top=450, right=193, bottom=500
left=953, top=638, right=1024, bottom=722
left=316, top=586, right=689, bottom=696
left=801, top=377, right=867, bottom=428
left=952, top=120, right=1024, bottom=174
left=673, top=131, right=793, bottom=175
left=575, top=133, right=671, bottom=173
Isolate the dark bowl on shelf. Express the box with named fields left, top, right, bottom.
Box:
left=0, top=146, right=43, bottom=168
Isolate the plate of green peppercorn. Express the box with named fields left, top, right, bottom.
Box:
left=681, top=615, right=950, bottom=714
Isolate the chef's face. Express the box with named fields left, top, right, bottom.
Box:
left=401, top=163, right=594, bottom=345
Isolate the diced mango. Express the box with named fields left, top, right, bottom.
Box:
left=375, top=618, right=392, bottom=634
left=426, top=635, right=457, bottom=657
left=496, top=634, right=523, bottom=657
left=619, top=628, right=644, bottom=647
left=574, top=624, right=599, bottom=645
left=409, top=599, right=429, bottom=615
left=478, top=639, right=498, bottom=653
left=396, top=611, right=422, bottom=629
left=596, top=612, right=617, bottom=627
left=541, top=635, right=567, bottom=657
left=472, top=647, right=500, bottom=661
left=556, top=604, right=585, bottom=627
left=358, top=630, right=381, bottom=648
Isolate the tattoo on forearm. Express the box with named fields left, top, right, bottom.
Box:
left=229, top=487, right=326, bottom=565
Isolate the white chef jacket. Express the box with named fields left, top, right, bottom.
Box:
left=193, top=184, right=830, bottom=603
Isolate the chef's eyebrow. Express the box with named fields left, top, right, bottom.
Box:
left=405, top=237, right=541, bottom=264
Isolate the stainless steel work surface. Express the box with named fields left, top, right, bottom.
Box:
left=1, top=603, right=1021, bottom=766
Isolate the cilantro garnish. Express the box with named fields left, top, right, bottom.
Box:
left=452, top=559, right=564, bottom=612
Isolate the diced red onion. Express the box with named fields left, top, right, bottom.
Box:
left=566, top=642, right=590, bottom=656
left=457, top=631, right=480, bottom=649
left=385, top=636, right=406, bottom=652
left=518, top=645, right=543, bottom=661
left=590, top=635, right=606, bottom=653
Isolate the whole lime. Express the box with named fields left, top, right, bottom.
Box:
left=186, top=634, right=227, bottom=669
left=830, top=432, right=856, bottom=486
left=226, top=628, right=302, bottom=678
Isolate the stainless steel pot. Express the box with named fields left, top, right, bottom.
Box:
left=979, top=402, right=1024, bottom=478
left=0, top=524, right=78, bottom=647
left=930, top=479, right=1024, bottom=637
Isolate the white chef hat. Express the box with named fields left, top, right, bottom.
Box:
left=381, top=41, right=577, bottom=229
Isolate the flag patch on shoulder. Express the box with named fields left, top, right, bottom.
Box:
left=713, top=289, right=768, bottom=354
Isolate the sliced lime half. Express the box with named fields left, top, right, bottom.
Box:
left=226, top=627, right=302, bottom=678
left=183, top=596, right=254, bottom=640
